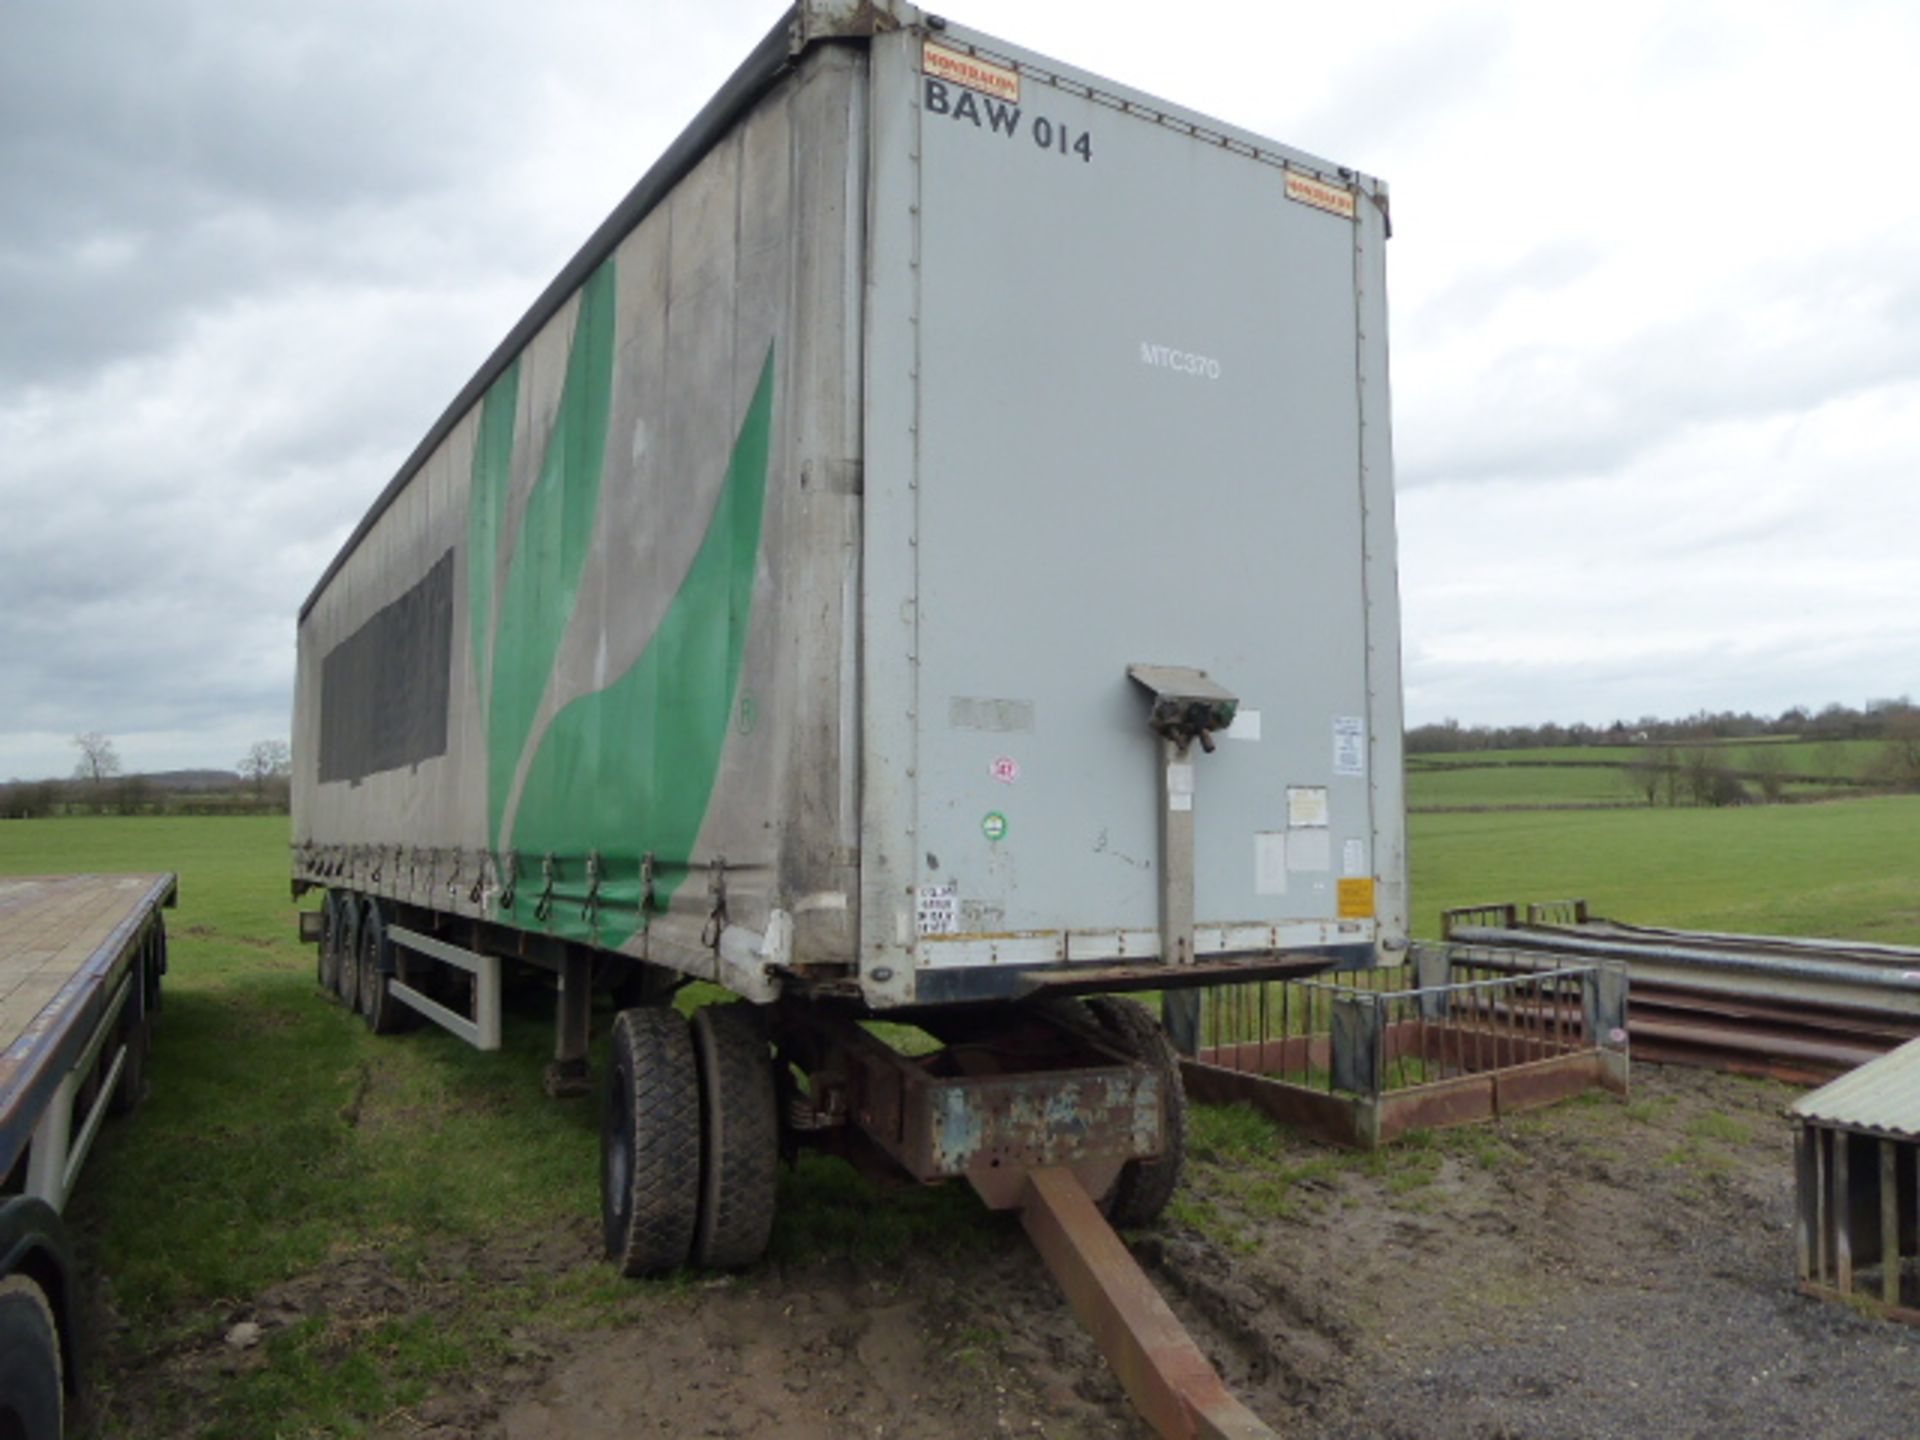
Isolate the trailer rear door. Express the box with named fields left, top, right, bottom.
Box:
left=862, top=26, right=1400, bottom=998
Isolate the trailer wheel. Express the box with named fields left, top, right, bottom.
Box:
left=1086, top=996, right=1187, bottom=1227
left=0, top=1274, right=63, bottom=1440
left=356, top=903, right=415, bottom=1035
left=318, top=892, right=344, bottom=994
left=105, top=1005, right=149, bottom=1119
left=602, top=1008, right=701, bottom=1276
left=336, top=898, right=362, bottom=1012
left=690, top=1004, right=779, bottom=1269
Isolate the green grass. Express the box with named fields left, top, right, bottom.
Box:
left=1408, top=794, right=1920, bottom=942
left=1406, top=739, right=1891, bottom=810
left=1407, top=763, right=1649, bottom=808
left=0, top=817, right=992, bottom=1436
left=8, top=791, right=1918, bottom=1430
left=1409, top=739, right=1885, bottom=778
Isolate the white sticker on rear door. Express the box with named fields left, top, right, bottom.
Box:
left=1255, top=833, right=1289, bottom=896
left=1333, top=716, right=1366, bottom=777
left=915, top=884, right=959, bottom=936
left=1344, top=839, right=1368, bottom=877
left=1167, top=762, right=1194, bottom=812
left=1287, top=829, right=1331, bottom=873
left=1287, top=786, right=1330, bottom=828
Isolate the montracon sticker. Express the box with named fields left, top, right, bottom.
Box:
left=923, top=39, right=1020, bottom=103
left=1286, top=170, right=1357, bottom=219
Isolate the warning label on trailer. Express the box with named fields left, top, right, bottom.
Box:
left=1285, top=171, right=1357, bottom=220
left=923, top=39, right=1021, bottom=103
left=1337, top=877, right=1376, bottom=919
left=916, top=883, right=960, bottom=936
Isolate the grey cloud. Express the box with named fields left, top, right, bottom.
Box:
left=1401, top=255, right=1920, bottom=488
left=1284, top=9, right=1512, bottom=171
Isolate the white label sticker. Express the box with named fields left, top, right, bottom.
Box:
left=1167, top=763, right=1194, bottom=796
left=990, top=756, right=1020, bottom=784
left=1170, top=793, right=1193, bottom=812
left=1287, top=829, right=1331, bottom=873
left=1333, top=716, right=1366, bottom=777
left=1287, top=786, right=1330, bottom=828
left=1344, top=839, right=1368, bottom=877
left=1255, top=832, right=1289, bottom=895
left=1225, top=709, right=1261, bottom=741
left=915, top=884, right=959, bottom=936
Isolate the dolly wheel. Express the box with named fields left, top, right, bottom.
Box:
left=1087, top=995, right=1188, bottom=1227
left=602, top=1008, right=701, bottom=1276
left=0, top=1274, right=63, bottom=1440
left=691, top=1004, right=779, bottom=1269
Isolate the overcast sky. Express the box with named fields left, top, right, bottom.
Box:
left=4, top=0, right=1915, bottom=779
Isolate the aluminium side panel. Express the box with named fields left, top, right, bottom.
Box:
left=861, top=22, right=1406, bottom=1005
left=294, top=47, right=868, bottom=1000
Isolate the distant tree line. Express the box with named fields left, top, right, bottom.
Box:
left=1409, top=698, right=1920, bottom=809
left=0, top=733, right=293, bottom=819
left=1408, top=697, right=1917, bottom=755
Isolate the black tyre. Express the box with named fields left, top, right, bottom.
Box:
left=317, top=892, right=343, bottom=994
left=1086, top=995, right=1187, bottom=1227
left=0, top=1274, right=63, bottom=1440
left=356, top=903, right=414, bottom=1035
left=602, top=1008, right=701, bottom=1276
left=336, top=898, right=362, bottom=1012
left=105, top=1008, right=149, bottom=1119
left=690, top=1004, right=779, bottom=1269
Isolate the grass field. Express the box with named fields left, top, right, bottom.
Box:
left=1408, top=739, right=1885, bottom=775
left=1408, top=794, right=1920, bottom=942
left=3, top=798, right=1916, bottom=1432
left=0, top=819, right=991, bottom=1436
left=1406, top=738, right=1893, bottom=810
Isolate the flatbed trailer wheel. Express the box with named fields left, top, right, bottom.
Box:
left=1085, top=996, right=1187, bottom=1227
left=335, top=897, right=361, bottom=1012
left=690, top=1004, right=779, bottom=1269
left=355, top=903, right=415, bottom=1035
left=105, top=1003, right=149, bottom=1119
left=0, top=1274, right=63, bottom=1440
left=602, top=1008, right=701, bottom=1276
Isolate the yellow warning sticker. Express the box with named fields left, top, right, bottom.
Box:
left=1285, top=170, right=1357, bottom=220
left=923, top=39, right=1021, bottom=104
left=1337, top=877, right=1376, bottom=919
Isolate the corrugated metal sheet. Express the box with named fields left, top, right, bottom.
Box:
left=1790, top=1035, right=1920, bottom=1138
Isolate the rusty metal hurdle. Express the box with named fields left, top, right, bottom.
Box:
left=1184, top=944, right=1630, bottom=1147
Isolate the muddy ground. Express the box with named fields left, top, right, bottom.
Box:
left=500, top=1065, right=1918, bottom=1440
left=104, top=1064, right=1920, bottom=1438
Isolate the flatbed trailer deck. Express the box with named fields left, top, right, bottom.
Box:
left=1, top=873, right=175, bottom=1440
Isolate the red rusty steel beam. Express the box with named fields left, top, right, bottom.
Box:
left=1019, top=1166, right=1278, bottom=1440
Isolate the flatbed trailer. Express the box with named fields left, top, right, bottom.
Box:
left=0, top=874, right=175, bottom=1440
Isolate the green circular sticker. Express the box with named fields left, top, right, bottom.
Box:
left=982, top=811, right=1009, bottom=842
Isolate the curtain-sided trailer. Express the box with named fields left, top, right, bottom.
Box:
left=292, top=0, right=1404, bottom=1328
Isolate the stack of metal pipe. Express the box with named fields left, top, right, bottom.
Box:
left=1440, top=902, right=1920, bottom=1085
